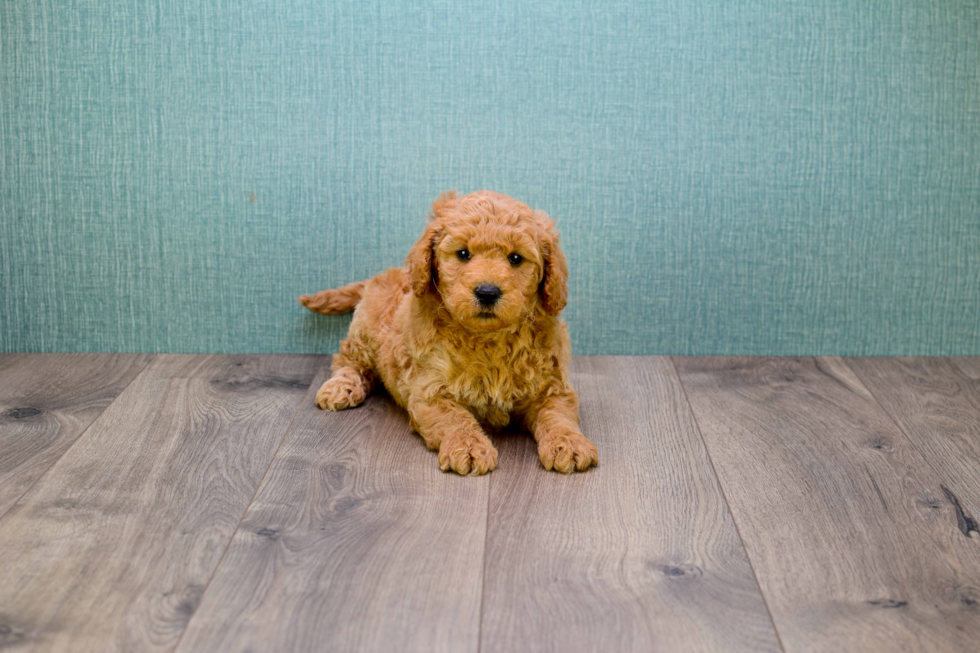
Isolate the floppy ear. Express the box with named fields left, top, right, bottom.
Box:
left=406, top=192, right=456, bottom=297
left=539, top=222, right=569, bottom=315
left=406, top=221, right=441, bottom=297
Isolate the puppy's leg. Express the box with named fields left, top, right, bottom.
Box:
left=316, top=339, right=374, bottom=411
left=409, top=397, right=498, bottom=476
left=525, top=392, right=598, bottom=473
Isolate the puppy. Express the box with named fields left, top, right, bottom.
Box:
left=299, top=190, right=597, bottom=476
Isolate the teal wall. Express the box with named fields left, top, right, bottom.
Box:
left=2, top=1, right=978, bottom=355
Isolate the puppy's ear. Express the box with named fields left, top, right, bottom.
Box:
left=406, top=220, right=442, bottom=297
left=538, top=218, right=569, bottom=315
left=406, top=192, right=455, bottom=297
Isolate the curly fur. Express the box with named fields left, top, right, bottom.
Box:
left=299, top=190, right=598, bottom=475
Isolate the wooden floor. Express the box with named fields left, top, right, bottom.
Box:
left=1, top=355, right=979, bottom=652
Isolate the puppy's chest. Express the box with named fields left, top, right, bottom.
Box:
left=446, top=347, right=545, bottom=427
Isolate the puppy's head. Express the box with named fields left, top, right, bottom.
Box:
left=406, top=190, right=568, bottom=331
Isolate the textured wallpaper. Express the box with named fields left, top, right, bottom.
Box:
left=1, top=0, right=978, bottom=355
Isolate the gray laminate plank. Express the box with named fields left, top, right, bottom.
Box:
left=0, top=354, right=319, bottom=653
left=174, top=360, right=490, bottom=653
left=948, top=357, right=980, bottom=396
left=949, top=356, right=980, bottom=382
left=0, top=353, right=153, bottom=520
left=673, top=356, right=980, bottom=653
left=848, top=357, right=980, bottom=532
left=480, top=356, right=782, bottom=653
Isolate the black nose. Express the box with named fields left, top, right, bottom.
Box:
left=474, top=283, right=502, bottom=307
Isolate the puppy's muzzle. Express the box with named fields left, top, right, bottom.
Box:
left=474, top=283, right=502, bottom=308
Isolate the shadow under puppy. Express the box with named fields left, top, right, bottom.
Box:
left=299, top=190, right=598, bottom=476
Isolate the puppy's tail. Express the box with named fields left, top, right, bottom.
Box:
left=298, top=280, right=366, bottom=315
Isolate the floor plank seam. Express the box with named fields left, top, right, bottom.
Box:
left=475, top=464, right=493, bottom=653
left=0, top=354, right=156, bottom=526
left=668, top=356, right=789, bottom=653
left=170, top=355, right=330, bottom=653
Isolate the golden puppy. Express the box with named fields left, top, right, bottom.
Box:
left=299, top=190, right=597, bottom=475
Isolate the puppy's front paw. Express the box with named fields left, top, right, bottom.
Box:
left=315, top=375, right=367, bottom=411
left=538, top=431, right=598, bottom=473
left=438, top=435, right=498, bottom=476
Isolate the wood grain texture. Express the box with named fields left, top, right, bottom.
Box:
left=949, top=358, right=980, bottom=404
left=949, top=358, right=980, bottom=383
left=674, top=356, right=980, bottom=653
left=175, top=360, right=490, bottom=653
left=0, top=354, right=319, bottom=653
left=480, top=357, right=781, bottom=653
left=847, top=357, right=980, bottom=533
left=0, top=353, right=153, bottom=520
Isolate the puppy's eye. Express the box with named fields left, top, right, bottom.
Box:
left=456, top=249, right=471, bottom=262
left=508, top=253, right=523, bottom=266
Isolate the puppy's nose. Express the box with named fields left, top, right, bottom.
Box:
left=474, top=283, right=502, bottom=307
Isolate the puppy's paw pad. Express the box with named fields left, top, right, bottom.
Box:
left=538, top=433, right=598, bottom=473
left=315, top=376, right=367, bottom=411
left=438, top=437, right=498, bottom=476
